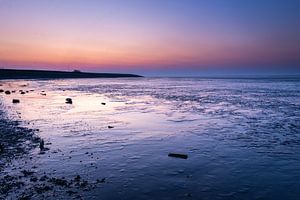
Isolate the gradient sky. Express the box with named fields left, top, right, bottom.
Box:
left=0, top=0, right=300, bottom=75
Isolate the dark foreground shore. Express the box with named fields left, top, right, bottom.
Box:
left=0, top=69, right=142, bottom=79
left=0, top=100, right=103, bottom=199
left=0, top=105, right=41, bottom=198
left=0, top=108, right=40, bottom=171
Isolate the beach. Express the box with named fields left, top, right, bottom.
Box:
left=0, top=78, right=300, bottom=199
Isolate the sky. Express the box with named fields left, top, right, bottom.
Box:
left=0, top=0, right=300, bottom=76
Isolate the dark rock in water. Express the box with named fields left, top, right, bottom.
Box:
left=101, top=102, right=106, bottom=105
left=0, top=89, right=4, bottom=93
left=66, top=190, right=78, bottom=195
left=74, top=175, right=81, bottom=182
left=35, top=185, right=53, bottom=194
left=39, top=175, right=49, bottom=181
left=12, top=90, right=16, bottom=93
left=80, top=180, right=88, bottom=188
left=41, top=93, right=46, bottom=96
left=5, top=91, right=11, bottom=95
left=30, top=177, right=38, bottom=182
left=66, top=98, right=73, bottom=104
left=21, top=170, right=35, bottom=177
left=20, top=91, right=26, bottom=94
left=39, top=140, right=45, bottom=150
left=0, top=143, right=4, bottom=153
left=48, top=177, right=69, bottom=186
left=108, top=126, right=114, bottom=129
left=12, top=99, right=20, bottom=104
left=96, top=178, right=106, bottom=183
left=168, top=153, right=188, bottom=159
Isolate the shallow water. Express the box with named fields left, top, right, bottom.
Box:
left=0, top=78, right=300, bottom=199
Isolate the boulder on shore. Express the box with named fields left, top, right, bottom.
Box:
left=66, top=98, right=73, bottom=104
left=168, top=153, right=188, bottom=159
left=12, top=99, right=20, bottom=104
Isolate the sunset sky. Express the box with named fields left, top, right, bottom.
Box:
left=0, top=0, right=300, bottom=76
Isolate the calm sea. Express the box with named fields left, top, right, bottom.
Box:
left=1, top=77, right=300, bottom=199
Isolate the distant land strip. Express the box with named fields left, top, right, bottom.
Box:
left=0, top=69, right=143, bottom=79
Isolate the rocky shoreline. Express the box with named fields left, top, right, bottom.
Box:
left=0, top=100, right=104, bottom=199
left=0, top=103, right=41, bottom=198
left=0, top=106, right=40, bottom=171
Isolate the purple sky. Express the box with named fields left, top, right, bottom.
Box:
left=0, top=0, right=300, bottom=75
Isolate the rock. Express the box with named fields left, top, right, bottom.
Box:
left=12, top=99, right=20, bottom=104
left=108, top=126, right=114, bottom=129
left=30, top=177, right=38, bottom=182
left=66, top=190, right=78, bottom=195
left=35, top=185, right=53, bottom=194
left=101, top=102, right=106, bottom=105
left=66, top=98, right=73, bottom=104
left=185, top=193, right=192, bottom=197
left=0, top=143, right=4, bottom=153
left=96, top=178, right=105, bottom=183
left=41, top=93, right=46, bottom=96
left=39, top=175, right=49, bottom=181
left=21, top=170, right=35, bottom=177
left=168, top=153, right=188, bottom=159
left=39, top=139, right=45, bottom=150
left=80, top=180, right=88, bottom=188
left=0, top=89, right=4, bottom=93
left=48, top=177, right=69, bottom=186
left=74, top=175, right=81, bottom=182
left=20, top=91, right=26, bottom=94
left=5, top=91, right=11, bottom=95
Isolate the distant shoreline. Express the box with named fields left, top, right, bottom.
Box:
left=0, top=69, right=143, bottom=79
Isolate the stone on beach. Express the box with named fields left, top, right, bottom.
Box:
left=39, top=139, right=45, bottom=150
left=101, top=102, right=106, bottom=105
left=12, top=99, right=20, bottom=104
left=65, top=98, right=73, bottom=104
left=5, top=91, right=11, bottom=95
left=74, top=175, right=81, bottom=182
left=108, top=126, right=114, bottom=129
left=0, top=89, right=4, bottom=93
left=0, top=143, right=4, bottom=153
left=168, top=153, right=188, bottom=159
